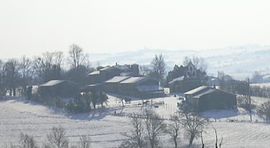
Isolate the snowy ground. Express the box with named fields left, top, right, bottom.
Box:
left=251, top=82, right=270, bottom=88
left=0, top=96, right=270, bottom=147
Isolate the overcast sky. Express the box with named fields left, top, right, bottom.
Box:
left=1, top=0, right=270, bottom=58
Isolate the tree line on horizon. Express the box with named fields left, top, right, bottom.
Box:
left=0, top=43, right=266, bottom=96
left=0, top=44, right=94, bottom=97
left=0, top=43, right=208, bottom=98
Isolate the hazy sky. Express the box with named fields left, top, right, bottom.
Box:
left=1, top=0, right=270, bottom=58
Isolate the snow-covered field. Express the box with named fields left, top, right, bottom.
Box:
left=0, top=99, right=131, bottom=147
left=251, top=83, right=270, bottom=88
left=1, top=96, right=270, bottom=148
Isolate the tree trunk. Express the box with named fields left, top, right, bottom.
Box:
left=150, top=137, right=155, bottom=148
left=93, top=102, right=96, bottom=109
left=174, top=136, right=177, bottom=148
left=201, top=132, right=204, bottom=148
left=13, top=88, right=16, bottom=96
left=9, top=89, right=12, bottom=96
left=189, top=135, right=195, bottom=147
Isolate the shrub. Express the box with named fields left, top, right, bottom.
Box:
left=257, top=101, right=270, bottom=122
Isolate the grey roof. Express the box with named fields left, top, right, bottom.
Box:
left=184, top=86, right=210, bottom=95
left=192, top=88, right=235, bottom=99
left=120, top=72, right=132, bottom=76
left=120, top=77, right=145, bottom=84
left=106, top=76, right=130, bottom=83
left=115, top=65, right=129, bottom=70
left=168, top=76, right=184, bottom=84
left=40, top=80, right=65, bottom=87
left=137, top=85, right=160, bottom=92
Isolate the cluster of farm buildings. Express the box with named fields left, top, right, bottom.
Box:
left=34, top=62, right=237, bottom=112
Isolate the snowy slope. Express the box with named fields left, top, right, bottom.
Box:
left=1, top=96, right=270, bottom=147
left=90, top=45, right=270, bottom=79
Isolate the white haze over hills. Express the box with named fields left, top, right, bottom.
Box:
left=90, top=45, right=270, bottom=80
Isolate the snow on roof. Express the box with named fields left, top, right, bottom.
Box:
left=120, top=77, right=145, bottom=84
left=184, top=86, right=210, bottom=95
left=106, top=76, right=130, bottom=83
left=192, top=88, right=235, bottom=99
left=89, top=71, right=100, bottom=75
left=168, top=76, right=184, bottom=84
left=40, top=80, right=65, bottom=87
left=100, top=66, right=112, bottom=71
left=88, top=83, right=103, bottom=86
left=193, top=89, right=216, bottom=98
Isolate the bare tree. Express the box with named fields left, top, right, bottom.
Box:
left=237, top=95, right=254, bottom=122
left=5, top=143, right=17, bottom=148
left=183, top=56, right=191, bottom=67
left=183, top=56, right=207, bottom=72
left=213, top=126, right=223, bottom=148
left=144, top=109, right=166, bottom=148
left=0, top=60, right=5, bottom=97
left=19, top=133, right=38, bottom=148
left=18, top=56, right=33, bottom=96
left=66, top=45, right=93, bottom=86
left=167, top=114, right=181, bottom=148
left=237, top=79, right=253, bottom=122
left=247, top=78, right=252, bottom=122
left=3, top=59, right=20, bottom=96
left=181, top=112, right=207, bottom=147
left=33, top=52, right=63, bottom=82
left=120, top=113, right=145, bottom=148
left=79, top=135, right=91, bottom=148
left=150, top=54, right=166, bottom=84
left=257, top=101, right=270, bottom=122
left=200, top=131, right=204, bottom=148
left=47, top=126, right=69, bottom=148
left=99, top=92, right=108, bottom=107
left=69, top=44, right=87, bottom=69
left=42, top=51, right=63, bottom=66
left=191, top=56, right=207, bottom=72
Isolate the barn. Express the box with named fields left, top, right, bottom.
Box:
left=168, top=76, right=202, bottom=93
left=167, top=62, right=208, bottom=93
left=38, top=80, right=79, bottom=98
left=104, top=76, right=164, bottom=98
left=105, top=76, right=130, bottom=93
left=184, top=86, right=237, bottom=112
left=118, top=77, right=164, bottom=98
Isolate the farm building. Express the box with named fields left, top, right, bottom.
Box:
left=118, top=76, right=164, bottom=98
left=104, top=76, right=164, bottom=98
left=184, top=86, right=237, bottom=112
left=81, top=83, right=104, bottom=93
left=168, top=76, right=203, bottom=93
left=167, top=62, right=208, bottom=93
left=87, top=64, right=140, bottom=94
left=38, top=80, right=79, bottom=98
left=105, top=76, right=130, bottom=93
left=88, top=64, right=139, bottom=84
left=86, top=63, right=164, bottom=98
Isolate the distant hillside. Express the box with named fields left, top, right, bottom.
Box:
left=90, top=45, right=270, bottom=80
